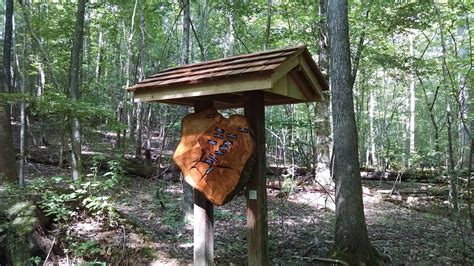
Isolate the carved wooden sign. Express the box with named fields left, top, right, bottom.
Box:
left=173, top=108, right=255, bottom=205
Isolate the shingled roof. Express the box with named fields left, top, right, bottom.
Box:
left=128, top=45, right=328, bottom=109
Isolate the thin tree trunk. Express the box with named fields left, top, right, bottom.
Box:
left=457, top=21, right=471, bottom=169
left=68, top=0, right=87, bottom=181
left=144, top=106, right=152, bottom=165
left=435, top=3, right=458, bottom=213
left=328, top=0, right=381, bottom=263
left=182, top=0, right=190, bottom=64
left=467, top=139, right=473, bottom=230
left=134, top=4, right=146, bottom=158
left=181, top=0, right=194, bottom=223
left=19, top=1, right=60, bottom=90
left=0, top=0, right=18, bottom=184
left=36, top=60, right=45, bottom=96
left=418, top=74, right=440, bottom=154
left=264, top=0, right=272, bottom=50
left=223, top=2, right=235, bottom=58
left=126, top=0, right=139, bottom=143
left=95, top=31, right=104, bottom=82
left=409, top=36, right=416, bottom=164
left=15, top=16, right=28, bottom=187
left=368, top=87, right=377, bottom=166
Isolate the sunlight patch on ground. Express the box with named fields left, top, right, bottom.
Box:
left=287, top=191, right=336, bottom=211
left=70, top=218, right=103, bottom=236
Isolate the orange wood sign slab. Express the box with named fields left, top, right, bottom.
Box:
left=173, top=108, right=255, bottom=205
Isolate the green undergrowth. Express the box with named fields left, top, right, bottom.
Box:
left=0, top=157, right=134, bottom=264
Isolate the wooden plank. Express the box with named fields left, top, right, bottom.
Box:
left=289, top=69, right=317, bottom=101
left=193, top=100, right=214, bottom=266
left=301, top=50, right=329, bottom=91
left=299, top=58, right=325, bottom=102
left=244, top=91, right=269, bottom=265
left=268, top=75, right=308, bottom=102
left=269, top=47, right=305, bottom=83
left=133, top=76, right=272, bottom=103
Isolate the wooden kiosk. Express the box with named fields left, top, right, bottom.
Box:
left=128, top=45, right=328, bottom=265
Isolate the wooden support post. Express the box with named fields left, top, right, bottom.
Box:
left=244, top=91, right=269, bottom=265
left=193, top=100, right=214, bottom=266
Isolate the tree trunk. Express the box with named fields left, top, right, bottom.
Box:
left=435, top=3, right=458, bottom=213
left=407, top=35, right=416, bottom=168
left=181, top=0, right=194, bottom=223
left=16, top=22, right=28, bottom=187
left=264, top=0, right=272, bottom=50
left=467, top=139, right=473, bottom=230
left=134, top=4, right=146, bottom=158
left=144, top=106, right=152, bottom=165
left=0, top=0, right=18, bottom=184
left=457, top=23, right=470, bottom=170
left=328, top=0, right=381, bottom=263
left=125, top=0, right=139, bottom=144
left=95, top=31, right=104, bottom=82
left=315, top=0, right=332, bottom=188
left=224, top=0, right=235, bottom=57
left=68, top=0, right=87, bottom=181
left=182, top=0, right=190, bottom=64
left=368, top=87, right=377, bottom=167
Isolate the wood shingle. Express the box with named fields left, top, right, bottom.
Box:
left=128, top=45, right=328, bottom=109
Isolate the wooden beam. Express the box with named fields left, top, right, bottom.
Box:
left=270, top=54, right=300, bottom=83
left=299, top=59, right=325, bottom=102
left=269, top=75, right=308, bottom=102
left=133, top=76, right=272, bottom=103
left=244, top=91, right=269, bottom=265
left=193, top=100, right=214, bottom=266
left=289, top=69, right=317, bottom=101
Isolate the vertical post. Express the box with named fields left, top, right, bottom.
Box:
left=193, top=100, right=214, bottom=266
left=244, top=91, right=269, bottom=265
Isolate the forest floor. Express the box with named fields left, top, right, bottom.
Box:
left=19, top=161, right=474, bottom=265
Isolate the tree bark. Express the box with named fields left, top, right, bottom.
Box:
left=95, top=31, right=104, bottom=82
left=434, top=3, right=458, bottom=213
left=16, top=19, right=28, bottom=187
left=328, top=0, right=380, bottom=263
left=315, top=0, right=332, bottom=188
left=68, top=0, right=87, bottom=181
left=223, top=1, right=235, bottom=57
left=134, top=3, right=146, bottom=158
left=182, top=0, right=190, bottom=64
left=367, top=86, right=377, bottom=166
left=126, top=0, right=139, bottom=144
left=0, top=0, right=18, bottom=184
left=264, top=0, right=272, bottom=50
left=408, top=35, right=416, bottom=165
left=181, top=0, right=194, bottom=223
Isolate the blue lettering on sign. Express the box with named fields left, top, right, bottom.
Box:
left=219, top=145, right=230, bottom=151
left=205, top=167, right=214, bottom=175
left=223, top=140, right=233, bottom=146
left=213, top=133, right=224, bottom=140
left=204, top=158, right=214, bottom=165
left=215, top=150, right=225, bottom=156
left=237, top=127, right=249, bottom=133
left=215, top=127, right=224, bottom=134
left=227, top=133, right=237, bottom=139
left=209, top=154, right=217, bottom=162
left=208, top=139, right=217, bottom=145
